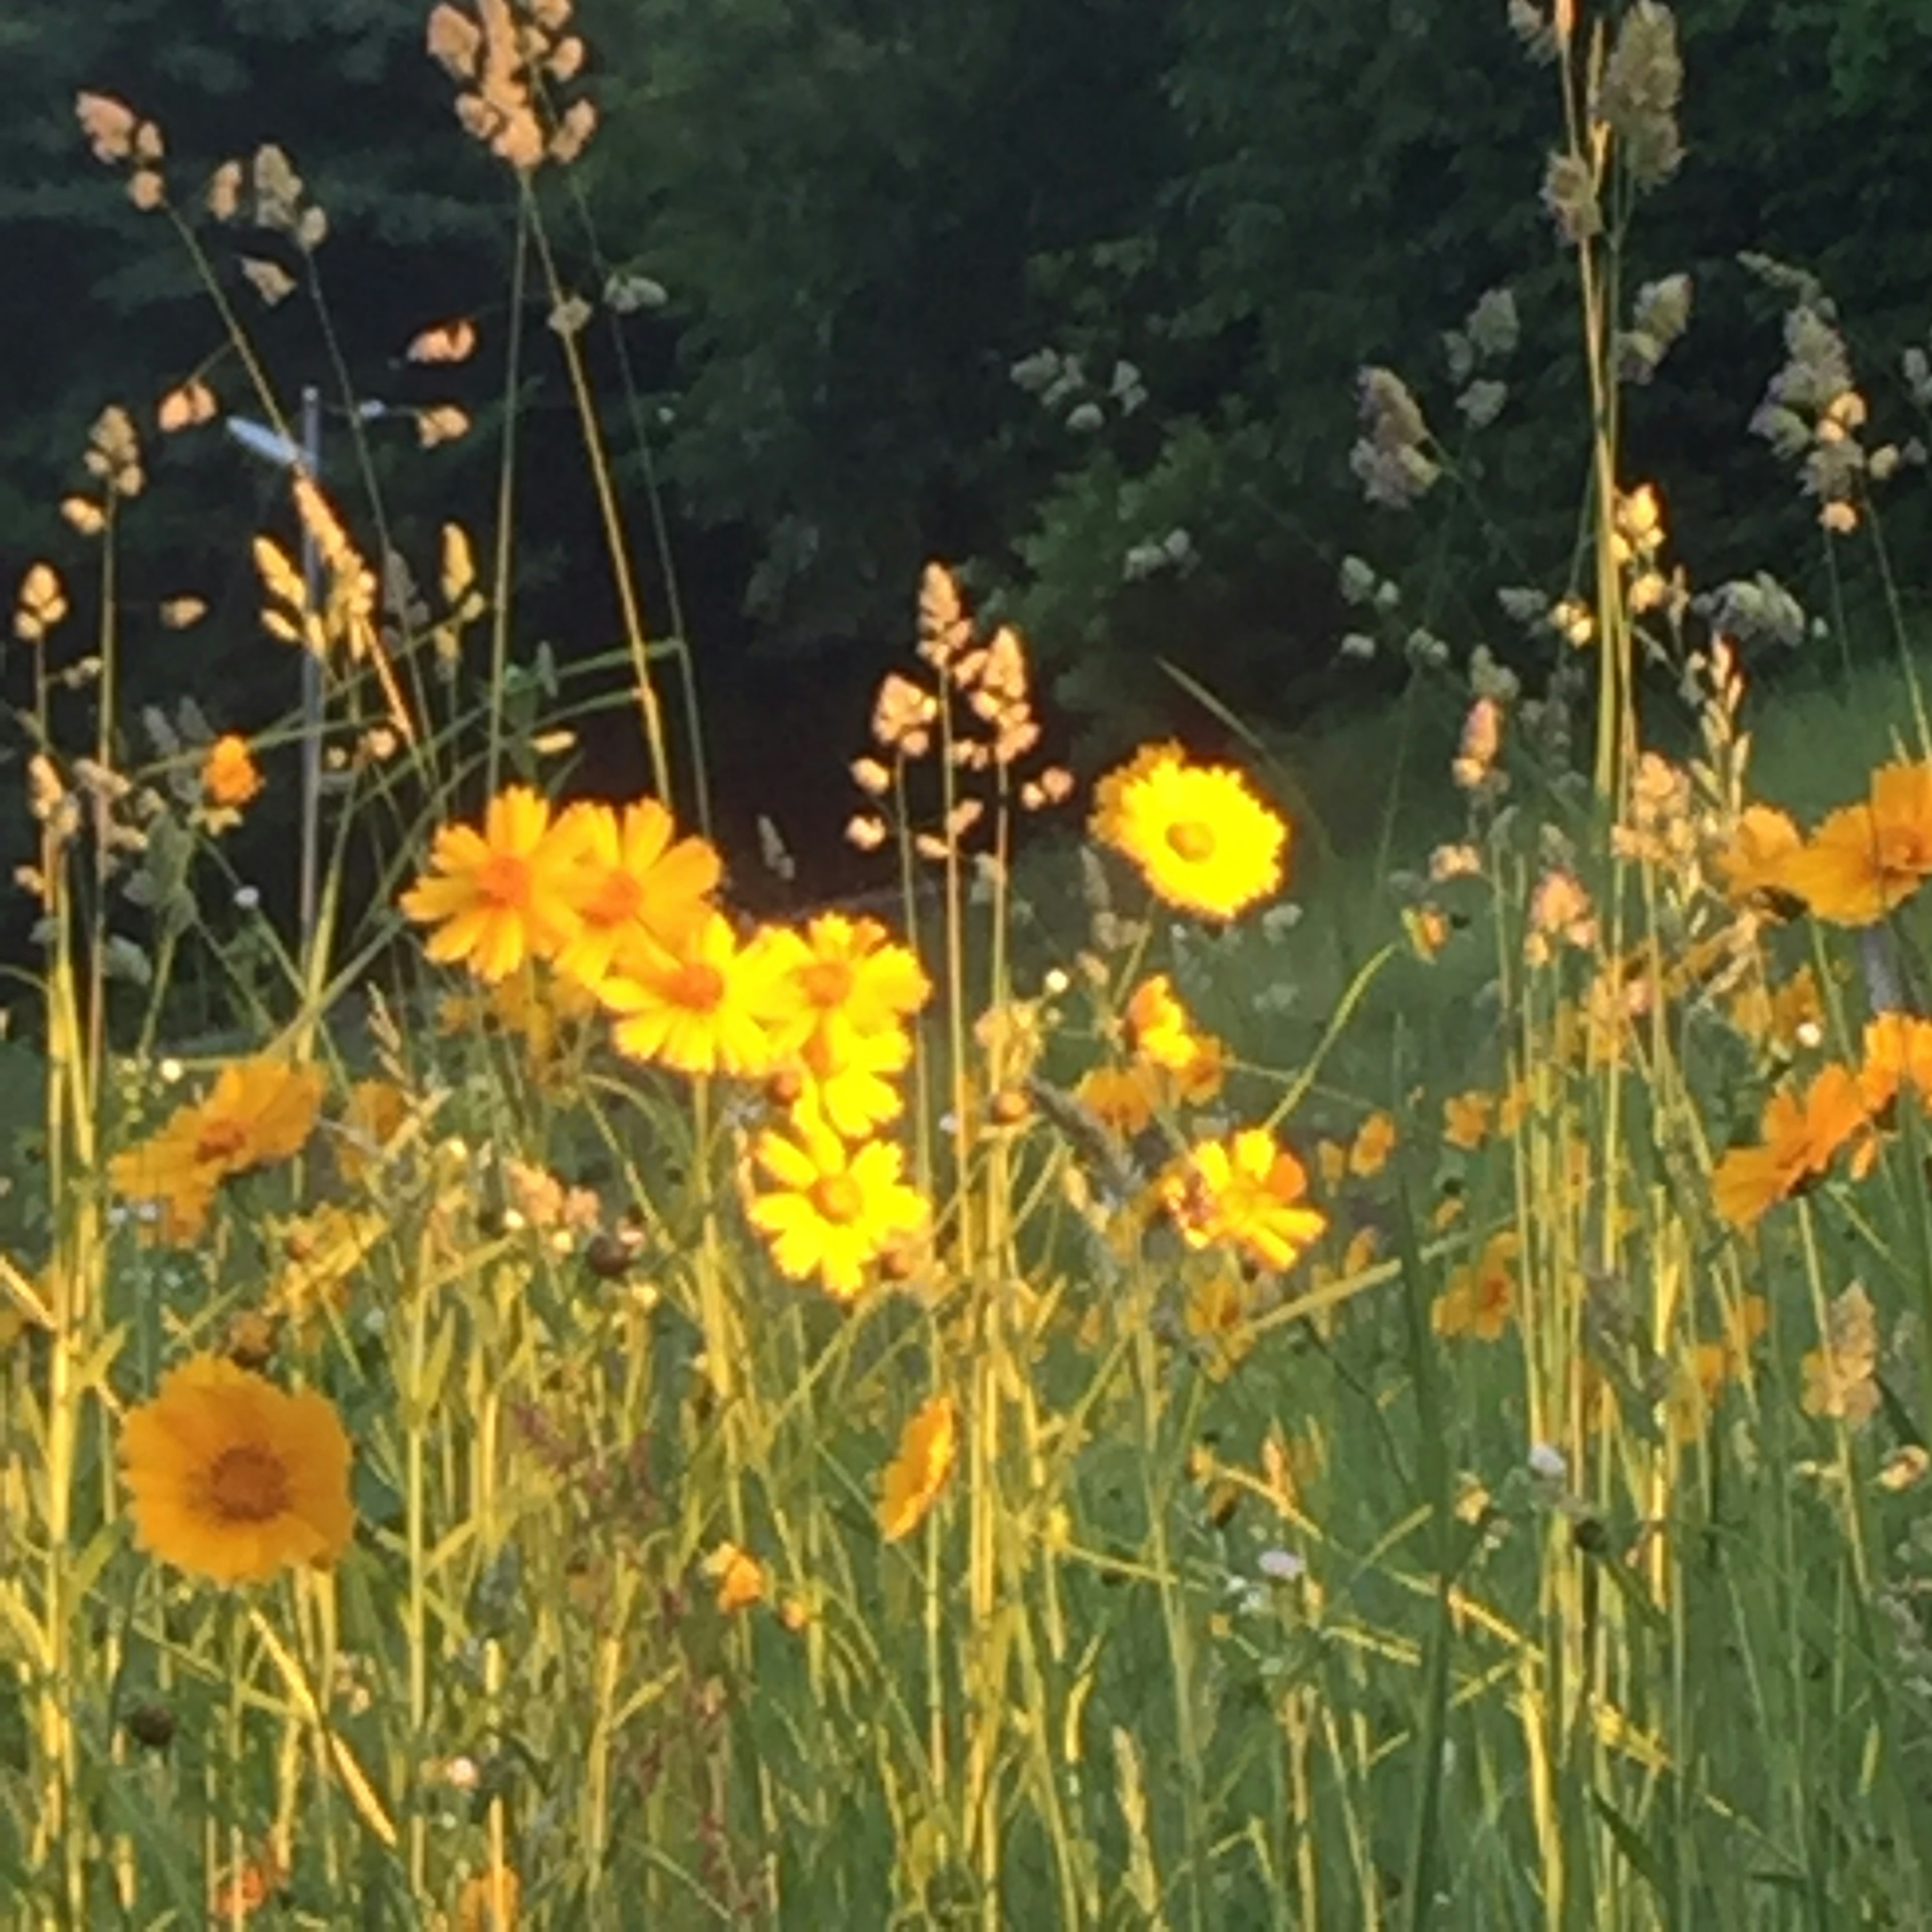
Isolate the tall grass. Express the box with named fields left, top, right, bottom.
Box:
left=6, top=2, right=1932, bottom=1926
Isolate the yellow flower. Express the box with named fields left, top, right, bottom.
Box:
left=1712, top=1064, right=1871, bottom=1229
left=201, top=734, right=263, bottom=810
left=1431, top=1232, right=1519, bottom=1342
left=748, top=1104, right=929, bottom=1300
left=702, top=1541, right=767, bottom=1613
left=1715, top=804, right=1803, bottom=906
left=765, top=912, right=931, bottom=1061
left=1125, top=974, right=1198, bottom=1070
left=453, top=1865, right=522, bottom=1932
left=119, top=1355, right=355, bottom=1585
left=878, top=1393, right=957, bottom=1541
left=1092, top=747, right=1288, bottom=921
left=110, top=1057, right=324, bottom=1243
left=1162, top=1128, right=1327, bottom=1273
left=268, top=1202, right=387, bottom=1334
left=1074, top=1062, right=1161, bottom=1137
left=1859, top=1012, right=1932, bottom=1116
left=793, top=1021, right=912, bottom=1139
left=554, top=797, right=720, bottom=988
left=599, top=913, right=791, bottom=1078
left=1784, top=761, right=1932, bottom=926
left=1442, top=1089, right=1494, bottom=1152
left=399, top=784, right=590, bottom=982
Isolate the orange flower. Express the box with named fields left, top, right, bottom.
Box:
left=400, top=785, right=590, bottom=982
left=1431, top=1231, right=1519, bottom=1342
left=1715, top=804, right=1803, bottom=905
left=554, top=797, right=721, bottom=987
left=1349, top=1111, right=1396, bottom=1178
left=1442, top=1090, right=1494, bottom=1152
left=1712, top=1064, right=1871, bottom=1228
left=1075, top=1063, right=1161, bottom=1137
left=1161, top=1128, right=1327, bottom=1273
left=1859, top=1012, right=1932, bottom=1116
left=201, top=734, right=263, bottom=811
left=702, top=1541, right=767, bottom=1613
left=1784, top=761, right=1932, bottom=926
left=877, top=1394, right=957, bottom=1541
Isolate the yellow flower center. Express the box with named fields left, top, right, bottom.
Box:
left=799, top=958, right=855, bottom=1009
left=475, top=850, right=532, bottom=910
left=811, top=1173, right=865, bottom=1225
left=667, top=960, right=727, bottom=1013
left=1165, top=820, right=1217, bottom=864
left=585, top=867, right=644, bottom=929
left=206, top=1443, right=290, bottom=1523
left=194, top=1117, right=250, bottom=1166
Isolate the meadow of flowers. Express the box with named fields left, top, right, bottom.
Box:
left=11, top=2, right=1932, bottom=1926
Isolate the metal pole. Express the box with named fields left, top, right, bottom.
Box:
left=298, top=386, right=323, bottom=958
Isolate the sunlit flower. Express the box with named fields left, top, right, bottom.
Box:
left=554, top=797, right=720, bottom=987
left=453, top=1864, right=522, bottom=1932
left=1092, top=747, right=1288, bottom=921
left=119, top=1355, right=355, bottom=1585
left=702, top=1541, right=767, bottom=1614
left=110, top=1057, right=324, bottom=1243
left=1161, top=1128, right=1327, bottom=1273
left=1784, top=760, right=1932, bottom=926
left=765, top=913, right=930, bottom=1062
left=268, top=1202, right=387, bottom=1334
left=400, top=785, right=590, bottom=981
left=1430, top=1231, right=1519, bottom=1342
left=599, top=914, right=792, bottom=1078
left=1859, top=1012, right=1932, bottom=1116
left=1712, top=1064, right=1871, bottom=1228
left=793, top=1021, right=912, bottom=1139
left=748, top=1103, right=929, bottom=1300
left=201, top=734, right=263, bottom=811
left=877, top=1393, right=957, bottom=1541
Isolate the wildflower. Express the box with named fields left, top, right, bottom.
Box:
left=268, top=1203, right=386, bottom=1334
left=1784, top=761, right=1932, bottom=926
left=748, top=1103, right=929, bottom=1300
left=702, top=1541, right=766, bottom=1614
left=399, top=785, right=590, bottom=982
left=1712, top=1065, right=1871, bottom=1228
left=764, top=913, right=930, bottom=1061
left=453, top=1865, right=522, bottom=1932
left=1524, top=868, right=1596, bottom=963
left=1860, top=1012, right=1932, bottom=1115
left=1161, top=1129, right=1327, bottom=1273
left=1442, top=1090, right=1494, bottom=1152
left=201, top=734, right=263, bottom=810
left=119, top=1355, right=354, bottom=1585
left=878, top=1394, right=957, bottom=1541
left=789, top=1021, right=914, bottom=1140
left=554, top=797, right=721, bottom=987
left=1092, top=747, right=1287, bottom=922
left=1349, top=1111, right=1397, bottom=1178
left=599, top=914, right=791, bottom=1079
left=110, top=1057, right=324, bottom=1243
left=1431, top=1231, right=1519, bottom=1342
left=210, top=1842, right=289, bottom=1919
left=336, top=1078, right=411, bottom=1185
left=1074, top=1062, right=1161, bottom=1138
left=1183, top=1267, right=1255, bottom=1380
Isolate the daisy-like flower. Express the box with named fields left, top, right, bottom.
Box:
left=747, top=1102, right=929, bottom=1300
left=110, top=1057, right=324, bottom=1243
left=1349, top=1111, right=1397, bottom=1178
left=1441, top=1089, right=1494, bottom=1152
left=794, top=1021, right=912, bottom=1140
left=399, top=784, right=590, bottom=982
left=1161, top=1127, right=1327, bottom=1273
left=1712, top=1064, right=1871, bottom=1228
left=119, top=1354, right=355, bottom=1585
left=1124, top=975, right=1228, bottom=1100
left=1430, top=1231, right=1519, bottom=1342
left=599, top=913, right=792, bottom=1078
left=554, top=797, right=721, bottom=988
left=201, top=734, right=263, bottom=811
left=1074, top=1062, right=1161, bottom=1137
left=764, top=913, right=930, bottom=1061
left=1092, top=746, right=1288, bottom=922
left=1715, top=803, right=1803, bottom=907
left=1860, top=1012, right=1932, bottom=1115
left=702, top=1541, right=767, bottom=1614
left=877, top=1393, right=957, bottom=1541
left=1784, top=760, right=1932, bottom=926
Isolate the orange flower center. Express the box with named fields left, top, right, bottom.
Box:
left=475, top=850, right=532, bottom=910
left=1165, top=820, right=1217, bottom=864
left=811, top=1173, right=865, bottom=1225
left=584, top=867, right=645, bottom=929
left=799, top=958, right=856, bottom=1009
left=666, top=960, right=727, bottom=1012
left=194, top=1117, right=250, bottom=1166
left=206, top=1443, right=290, bottom=1523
